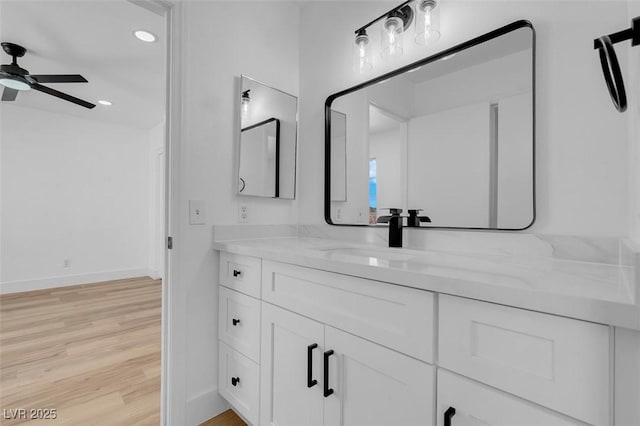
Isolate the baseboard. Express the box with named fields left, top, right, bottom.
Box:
left=0, top=268, right=150, bottom=295
left=186, top=387, right=228, bottom=426
left=147, top=268, right=162, bottom=280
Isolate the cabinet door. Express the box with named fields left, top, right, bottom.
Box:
left=260, top=303, right=325, bottom=426
left=437, top=370, right=582, bottom=426
left=323, top=326, right=435, bottom=426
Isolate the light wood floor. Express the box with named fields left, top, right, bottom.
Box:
left=0, top=277, right=161, bottom=425
left=200, top=409, right=246, bottom=426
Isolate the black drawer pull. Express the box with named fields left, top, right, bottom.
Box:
left=232, top=269, right=242, bottom=277
left=444, top=407, right=456, bottom=426
left=323, top=350, right=334, bottom=397
left=232, top=318, right=240, bottom=326
left=307, top=343, right=318, bottom=388
left=231, top=376, right=240, bottom=387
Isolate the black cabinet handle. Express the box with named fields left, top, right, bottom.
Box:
left=307, top=343, right=318, bottom=388
left=233, top=269, right=242, bottom=277
left=232, top=318, right=240, bottom=326
left=323, top=350, right=334, bottom=397
left=444, top=407, right=456, bottom=426
left=231, top=376, right=240, bottom=387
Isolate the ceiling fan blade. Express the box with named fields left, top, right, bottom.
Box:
left=30, top=74, right=88, bottom=83
left=2, top=87, right=18, bottom=101
left=30, top=83, right=95, bottom=109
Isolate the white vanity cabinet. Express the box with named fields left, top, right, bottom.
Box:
left=260, top=303, right=435, bottom=426
left=259, top=262, right=436, bottom=426
left=216, top=250, right=626, bottom=426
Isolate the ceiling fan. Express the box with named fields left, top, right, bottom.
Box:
left=0, top=42, right=95, bottom=109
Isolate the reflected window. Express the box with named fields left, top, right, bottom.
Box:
left=369, top=158, right=377, bottom=224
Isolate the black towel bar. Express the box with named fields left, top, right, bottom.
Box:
left=593, top=17, right=640, bottom=113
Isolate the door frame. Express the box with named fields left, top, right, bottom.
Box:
left=146, top=0, right=185, bottom=424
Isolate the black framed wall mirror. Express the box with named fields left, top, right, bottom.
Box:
left=238, top=75, right=298, bottom=199
left=325, top=20, right=535, bottom=230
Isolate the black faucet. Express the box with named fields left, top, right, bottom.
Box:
left=407, top=209, right=431, bottom=227
left=376, top=208, right=405, bottom=248
left=377, top=208, right=432, bottom=248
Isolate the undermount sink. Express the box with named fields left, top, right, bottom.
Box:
left=316, top=246, right=419, bottom=262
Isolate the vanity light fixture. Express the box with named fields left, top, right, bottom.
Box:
left=352, top=0, right=440, bottom=74
left=133, top=30, right=157, bottom=43
left=354, top=29, right=373, bottom=74
left=415, top=0, right=440, bottom=45
left=381, top=13, right=407, bottom=59
left=241, top=89, right=251, bottom=115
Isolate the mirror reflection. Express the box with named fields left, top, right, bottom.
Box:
left=238, top=75, right=297, bottom=199
left=327, top=23, right=535, bottom=229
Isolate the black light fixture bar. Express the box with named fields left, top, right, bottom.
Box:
left=593, top=16, right=640, bottom=48
left=355, top=0, right=414, bottom=34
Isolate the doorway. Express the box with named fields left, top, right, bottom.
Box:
left=0, top=0, right=169, bottom=423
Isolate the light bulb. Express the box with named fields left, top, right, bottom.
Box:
left=0, top=77, right=30, bottom=91
left=353, top=29, right=372, bottom=74
left=381, top=16, right=404, bottom=59
left=241, top=90, right=250, bottom=116
left=415, top=0, right=440, bottom=45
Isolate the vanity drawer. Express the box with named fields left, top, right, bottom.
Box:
left=220, top=252, right=261, bottom=298
left=219, top=286, right=261, bottom=363
left=437, top=370, right=583, bottom=426
left=439, top=295, right=610, bottom=426
left=219, top=341, right=260, bottom=426
left=262, top=260, right=434, bottom=362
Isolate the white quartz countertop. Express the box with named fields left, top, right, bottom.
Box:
left=213, top=237, right=640, bottom=330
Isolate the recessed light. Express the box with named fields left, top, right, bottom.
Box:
left=98, top=100, right=112, bottom=106
left=134, top=30, right=157, bottom=43
left=441, top=53, right=456, bottom=61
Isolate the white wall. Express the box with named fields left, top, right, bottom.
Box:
left=408, top=102, right=491, bottom=227
left=628, top=0, right=640, bottom=244
left=177, top=2, right=299, bottom=423
left=332, top=90, right=370, bottom=223
left=0, top=105, right=153, bottom=293
left=148, top=120, right=165, bottom=280
left=299, top=1, right=630, bottom=237
left=498, top=92, right=534, bottom=229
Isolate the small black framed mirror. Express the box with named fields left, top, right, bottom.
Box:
left=238, top=75, right=298, bottom=199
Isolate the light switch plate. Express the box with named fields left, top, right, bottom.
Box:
left=189, top=200, right=206, bottom=225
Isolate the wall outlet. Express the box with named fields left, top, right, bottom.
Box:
left=336, top=208, right=342, bottom=220
left=357, top=208, right=365, bottom=222
left=239, top=205, right=249, bottom=223
left=189, top=200, right=206, bottom=225
left=63, top=259, right=71, bottom=268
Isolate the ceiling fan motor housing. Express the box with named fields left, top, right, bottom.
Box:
left=1, top=42, right=27, bottom=59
